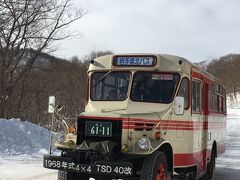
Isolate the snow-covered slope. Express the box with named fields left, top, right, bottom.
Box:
left=0, top=118, right=50, bottom=156
left=194, top=60, right=212, bottom=70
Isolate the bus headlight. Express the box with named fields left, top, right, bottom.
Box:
left=56, top=131, right=65, bottom=143
left=138, top=138, right=151, bottom=150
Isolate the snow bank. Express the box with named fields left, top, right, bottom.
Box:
left=0, top=118, right=50, bottom=156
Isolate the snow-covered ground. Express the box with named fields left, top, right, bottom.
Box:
left=212, top=108, right=240, bottom=180
left=0, top=108, right=240, bottom=180
left=215, top=108, right=240, bottom=170
left=1, top=155, right=57, bottom=180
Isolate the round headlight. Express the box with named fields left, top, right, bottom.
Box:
left=56, top=131, right=65, bottom=143
left=138, top=138, right=150, bottom=150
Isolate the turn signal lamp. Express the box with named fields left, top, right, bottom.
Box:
left=155, top=131, right=161, bottom=140
left=68, top=127, right=76, bottom=134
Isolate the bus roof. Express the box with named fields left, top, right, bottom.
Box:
left=88, top=53, right=216, bottom=80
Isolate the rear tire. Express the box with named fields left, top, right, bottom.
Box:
left=204, top=151, right=216, bottom=180
left=141, top=151, right=170, bottom=180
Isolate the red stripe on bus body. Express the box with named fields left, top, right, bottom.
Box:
left=124, top=123, right=225, bottom=130
left=122, top=126, right=226, bottom=130
left=126, top=120, right=225, bottom=127
left=80, top=116, right=226, bottom=123
left=80, top=116, right=226, bottom=130
left=123, top=121, right=225, bottom=127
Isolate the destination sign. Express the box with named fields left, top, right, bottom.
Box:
left=113, top=56, right=156, bottom=66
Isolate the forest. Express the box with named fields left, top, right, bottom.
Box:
left=206, top=54, right=240, bottom=98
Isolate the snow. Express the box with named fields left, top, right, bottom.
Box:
left=0, top=105, right=240, bottom=179
left=194, top=60, right=212, bottom=70
left=215, top=108, right=240, bottom=170
left=1, top=155, right=57, bottom=180
left=0, top=118, right=50, bottom=156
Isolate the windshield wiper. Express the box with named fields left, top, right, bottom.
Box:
left=93, top=70, right=112, bottom=87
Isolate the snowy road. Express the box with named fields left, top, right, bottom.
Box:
left=1, top=110, right=240, bottom=180
left=212, top=110, right=240, bottom=180
left=0, top=155, right=57, bottom=180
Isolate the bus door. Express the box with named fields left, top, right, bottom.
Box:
left=192, top=79, right=205, bottom=173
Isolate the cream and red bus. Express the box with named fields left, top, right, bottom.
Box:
left=44, top=54, right=226, bottom=180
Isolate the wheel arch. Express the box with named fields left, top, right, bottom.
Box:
left=157, top=142, right=174, bottom=174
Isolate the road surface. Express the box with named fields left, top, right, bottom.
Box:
left=212, top=112, right=240, bottom=180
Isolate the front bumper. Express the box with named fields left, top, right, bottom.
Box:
left=43, top=155, right=133, bottom=177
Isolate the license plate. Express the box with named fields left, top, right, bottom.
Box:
left=85, top=121, right=112, bottom=137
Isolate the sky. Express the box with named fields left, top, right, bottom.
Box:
left=54, top=0, right=240, bottom=62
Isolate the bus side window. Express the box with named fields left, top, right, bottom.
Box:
left=192, top=80, right=201, bottom=113
left=223, top=88, right=226, bottom=113
left=177, top=77, right=189, bottom=109
left=209, top=83, right=214, bottom=112
left=218, top=84, right=225, bottom=113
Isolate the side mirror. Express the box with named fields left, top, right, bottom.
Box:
left=174, top=96, right=184, bottom=115
left=48, top=96, right=56, bottom=113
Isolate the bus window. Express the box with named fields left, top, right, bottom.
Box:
left=219, top=97, right=223, bottom=113
left=192, top=80, right=201, bottom=113
left=218, top=84, right=225, bottom=113
left=213, top=94, right=218, bottom=112
left=223, top=89, right=226, bottom=113
left=131, top=72, right=180, bottom=103
left=209, top=83, right=214, bottom=111
left=91, top=72, right=131, bottom=101
left=177, top=77, right=189, bottom=109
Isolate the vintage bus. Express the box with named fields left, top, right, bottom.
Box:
left=44, top=54, right=227, bottom=180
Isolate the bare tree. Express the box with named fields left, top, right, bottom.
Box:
left=0, top=0, right=85, bottom=118
left=207, top=54, right=240, bottom=97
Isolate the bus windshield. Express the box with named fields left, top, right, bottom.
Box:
left=91, top=71, right=131, bottom=101
left=130, top=72, right=180, bottom=103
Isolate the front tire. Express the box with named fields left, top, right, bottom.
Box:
left=141, top=151, right=170, bottom=180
